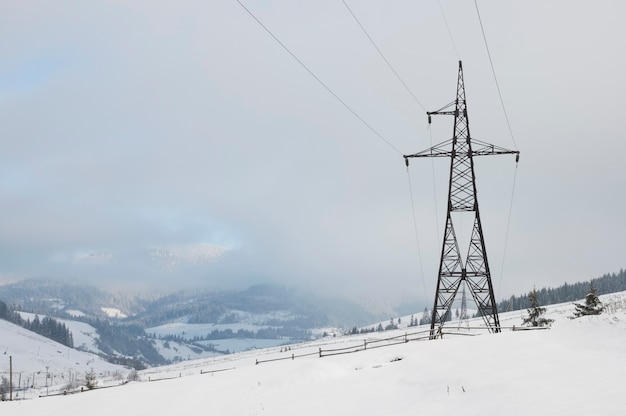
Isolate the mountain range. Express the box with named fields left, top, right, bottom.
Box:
left=0, top=279, right=393, bottom=368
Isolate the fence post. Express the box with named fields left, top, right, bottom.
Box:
left=319, top=348, right=322, bottom=358
left=364, top=340, right=367, bottom=350
left=292, top=354, right=294, bottom=360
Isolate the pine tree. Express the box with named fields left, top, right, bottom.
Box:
left=522, top=288, right=553, bottom=327
left=0, top=376, right=11, bottom=401
left=85, top=368, right=98, bottom=390
left=419, top=307, right=431, bottom=325
left=572, top=282, right=604, bottom=318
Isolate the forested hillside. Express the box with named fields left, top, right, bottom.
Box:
left=0, top=300, right=74, bottom=347
left=498, top=269, right=626, bottom=311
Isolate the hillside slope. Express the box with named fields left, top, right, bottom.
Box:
left=3, top=291, right=626, bottom=414
left=0, top=319, right=129, bottom=395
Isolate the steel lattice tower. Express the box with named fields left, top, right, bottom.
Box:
left=457, top=282, right=470, bottom=330
left=404, top=61, right=519, bottom=338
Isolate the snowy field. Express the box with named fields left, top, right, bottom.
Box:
left=0, top=319, right=127, bottom=391
left=3, top=292, right=626, bottom=415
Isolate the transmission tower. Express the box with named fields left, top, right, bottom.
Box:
left=404, top=61, right=519, bottom=338
left=457, top=282, right=470, bottom=330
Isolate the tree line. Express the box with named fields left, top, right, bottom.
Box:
left=497, top=269, right=626, bottom=312
left=0, top=300, right=74, bottom=347
left=153, top=325, right=311, bottom=343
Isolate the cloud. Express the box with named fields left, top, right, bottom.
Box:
left=0, top=1, right=625, bottom=304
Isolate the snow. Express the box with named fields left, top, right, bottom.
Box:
left=147, top=321, right=268, bottom=339
left=64, top=310, right=85, bottom=318
left=152, top=339, right=222, bottom=362
left=18, top=312, right=104, bottom=355
left=100, top=307, right=127, bottom=319
left=0, top=320, right=128, bottom=393
left=146, top=310, right=303, bottom=354
left=3, top=292, right=626, bottom=414
left=196, top=338, right=288, bottom=353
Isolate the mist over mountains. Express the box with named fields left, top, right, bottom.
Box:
left=1, top=268, right=624, bottom=369
left=0, top=278, right=396, bottom=367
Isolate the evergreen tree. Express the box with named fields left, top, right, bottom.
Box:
left=419, top=307, right=431, bottom=325
left=0, top=376, right=11, bottom=401
left=85, top=368, right=98, bottom=390
left=522, top=288, right=553, bottom=327
left=385, top=318, right=397, bottom=331
left=572, top=282, right=604, bottom=318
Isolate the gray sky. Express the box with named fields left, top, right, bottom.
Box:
left=1, top=1, right=625, bottom=305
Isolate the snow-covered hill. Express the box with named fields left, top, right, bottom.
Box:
left=3, top=291, right=626, bottom=414
left=0, top=319, right=129, bottom=397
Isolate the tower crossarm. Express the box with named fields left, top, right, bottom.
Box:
left=403, top=139, right=519, bottom=165
left=403, top=139, right=455, bottom=162
left=470, top=139, right=519, bottom=158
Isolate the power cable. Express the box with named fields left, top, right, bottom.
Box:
left=236, top=0, right=402, bottom=155
left=428, top=125, right=441, bottom=246
left=436, top=0, right=460, bottom=60
left=473, top=0, right=518, bottom=151
left=342, top=0, right=427, bottom=113
left=473, top=0, right=521, bottom=303
left=340, top=0, right=437, bottom=307
left=497, top=161, right=519, bottom=301
left=406, top=167, right=430, bottom=308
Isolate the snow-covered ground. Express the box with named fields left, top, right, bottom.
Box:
left=3, top=291, right=625, bottom=414
left=100, top=307, right=127, bottom=319
left=18, top=311, right=105, bottom=355
left=146, top=309, right=305, bottom=353
left=0, top=319, right=128, bottom=394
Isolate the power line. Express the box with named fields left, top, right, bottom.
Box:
left=473, top=0, right=521, bottom=300
left=236, top=0, right=402, bottom=155
left=436, top=0, right=460, bottom=60
left=497, top=162, right=519, bottom=300
left=342, top=0, right=427, bottom=113
left=406, top=168, right=429, bottom=307
left=428, top=126, right=441, bottom=246
left=473, top=0, right=519, bottom=151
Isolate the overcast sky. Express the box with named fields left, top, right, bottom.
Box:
left=1, top=1, right=624, bottom=305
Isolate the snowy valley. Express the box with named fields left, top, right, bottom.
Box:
left=2, top=291, right=626, bottom=415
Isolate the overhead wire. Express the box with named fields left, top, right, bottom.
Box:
left=430, top=0, right=460, bottom=249
left=341, top=0, right=434, bottom=306
left=341, top=0, right=439, bottom=309
left=436, top=0, right=460, bottom=60
left=473, top=0, right=519, bottom=151
left=237, top=0, right=434, bottom=306
left=498, top=163, right=519, bottom=307
left=235, top=0, right=403, bottom=156
left=428, top=125, right=441, bottom=246
left=341, top=0, right=427, bottom=113
left=406, top=167, right=429, bottom=307
left=473, top=0, right=521, bottom=302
